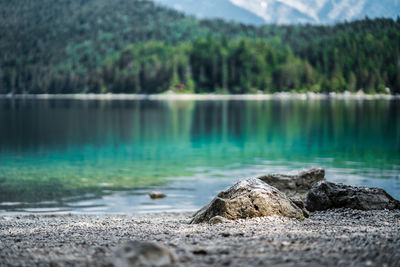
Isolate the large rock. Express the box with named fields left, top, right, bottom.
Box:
left=258, top=168, right=325, bottom=200
left=306, top=181, right=400, bottom=211
left=191, top=178, right=305, bottom=224
left=113, top=240, right=177, bottom=267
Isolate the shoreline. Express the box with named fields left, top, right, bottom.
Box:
left=1, top=92, right=399, bottom=101
left=1, top=209, right=399, bottom=266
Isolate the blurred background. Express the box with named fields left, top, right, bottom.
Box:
left=0, top=0, right=399, bottom=214
left=0, top=0, right=399, bottom=95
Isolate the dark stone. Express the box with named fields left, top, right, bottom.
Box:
left=149, top=192, right=167, bottom=199
left=190, top=178, right=305, bottom=224
left=258, top=167, right=325, bottom=200
left=305, top=181, right=400, bottom=211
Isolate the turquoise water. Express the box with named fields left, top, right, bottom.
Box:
left=0, top=98, right=399, bottom=214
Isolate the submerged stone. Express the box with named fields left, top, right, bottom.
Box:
left=191, top=178, right=305, bottom=224
left=306, top=181, right=400, bottom=211
left=149, top=192, right=167, bottom=199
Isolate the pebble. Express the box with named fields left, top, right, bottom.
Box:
left=148, top=192, right=167, bottom=199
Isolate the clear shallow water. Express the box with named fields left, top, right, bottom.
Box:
left=0, top=98, right=399, bottom=214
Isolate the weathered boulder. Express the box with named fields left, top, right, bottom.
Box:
left=113, top=240, right=177, bottom=267
left=258, top=167, right=325, bottom=200
left=190, top=178, right=305, bottom=224
left=306, top=181, right=400, bottom=211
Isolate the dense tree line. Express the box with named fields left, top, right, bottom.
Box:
left=0, top=0, right=399, bottom=94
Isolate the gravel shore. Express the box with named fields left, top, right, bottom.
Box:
left=1, top=209, right=399, bottom=266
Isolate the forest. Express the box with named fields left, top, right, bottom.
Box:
left=0, top=0, right=399, bottom=94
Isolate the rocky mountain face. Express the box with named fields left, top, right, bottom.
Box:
left=154, top=0, right=400, bottom=25
left=153, top=0, right=266, bottom=25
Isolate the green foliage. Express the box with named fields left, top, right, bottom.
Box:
left=95, top=38, right=321, bottom=94
left=98, top=42, right=193, bottom=93
left=297, top=215, right=305, bottom=221
left=0, top=0, right=399, bottom=94
left=190, top=38, right=301, bottom=93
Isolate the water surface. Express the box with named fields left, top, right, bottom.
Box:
left=0, top=98, right=399, bottom=214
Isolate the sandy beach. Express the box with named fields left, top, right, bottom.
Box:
left=1, top=209, right=399, bottom=266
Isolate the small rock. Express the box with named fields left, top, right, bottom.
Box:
left=306, top=181, right=400, bottom=211
left=191, top=178, right=305, bottom=224
left=365, top=260, right=373, bottom=266
left=221, top=232, right=231, bottom=237
left=113, top=240, right=177, bottom=267
left=192, top=249, right=208, bottom=255
left=149, top=192, right=167, bottom=199
left=258, top=167, right=325, bottom=200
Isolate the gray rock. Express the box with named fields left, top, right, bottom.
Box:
left=306, top=181, right=400, bottom=211
left=149, top=192, right=167, bottom=199
left=208, top=216, right=228, bottom=225
left=191, top=178, right=305, bottom=224
left=258, top=167, right=325, bottom=200
left=113, top=240, right=177, bottom=267
left=289, top=197, right=310, bottom=218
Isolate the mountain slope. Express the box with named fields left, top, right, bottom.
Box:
left=154, top=0, right=266, bottom=25
left=231, top=0, right=400, bottom=24
left=0, top=0, right=269, bottom=94
left=155, top=0, right=400, bottom=25
left=0, top=0, right=399, bottom=94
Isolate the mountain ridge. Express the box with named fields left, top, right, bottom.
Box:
left=154, top=0, right=266, bottom=25
left=154, top=0, right=400, bottom=25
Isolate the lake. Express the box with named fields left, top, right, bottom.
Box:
left=0, top=97, right=399, bottom=214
